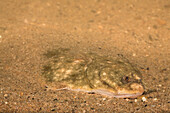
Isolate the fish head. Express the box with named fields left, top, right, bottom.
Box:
left=98, top=62, right=144, bottom=98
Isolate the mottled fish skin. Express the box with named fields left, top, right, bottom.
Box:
left=42, top=48, right=144, bottom=98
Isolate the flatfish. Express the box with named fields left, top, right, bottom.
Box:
left=42, top=48, right=144, bottom=98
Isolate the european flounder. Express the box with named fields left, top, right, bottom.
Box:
left=42, top=48, right=144, bottom=98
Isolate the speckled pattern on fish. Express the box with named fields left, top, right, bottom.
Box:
left=42, top=48, right=144, bottom=98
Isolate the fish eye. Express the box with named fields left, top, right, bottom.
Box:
left=121, top=76, right=130, bottom=84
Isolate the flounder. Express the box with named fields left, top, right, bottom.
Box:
left=42, top=48, right=144, bottom=98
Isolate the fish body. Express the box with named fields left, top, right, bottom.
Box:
left=43, top=49, right=144, bottom=98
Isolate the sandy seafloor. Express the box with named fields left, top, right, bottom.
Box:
left=0, top=0, right=169, bottom=112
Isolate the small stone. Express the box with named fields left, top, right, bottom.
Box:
left=53, top=98, right=58, bottom=101
left=98, top=103, right=102, bottom=106
left=158, top=84, right=162, bottom=87
left=148, top=27, right=151, bottom=30
left=142, top=97, right=147, bottom=102
left=45, top=85, right=48, bottom=88
left=126, top=98, right=129, bottom=101
left=98, top=25, right=103, bottom=29
left=129, top=101, right=133, bottom=103
left=91, top=108, right=95, bottom=110
left=5, top=102, right=8, bottom=104
left=151, top=105, right=156, bottom=107
left=51, top=108, right=55, bottom=111
left=153, top=98, right=157, bottom=101
left=159, top=44, right=162, bottom=47
left=134, top=99, right=137, bottom=102
left=24, top=19, right=28, bottom=23
left=103, top=98, right=106, bottom=101
left=39, top=107, right=42, bottom=111
left=42, top=23, right=46, bottom=26
left=136, top=108, right=140, bottom=110
left=124, top=30, right=128, bottom=34
left=20, top=92, right=24, bottom=96
left=96, top=11, right=101, bottom=14
left=4, top=94, right=8, bottom=98
left=0, top=35, right=2, bottom=38
left=132, top=53, right=136, bottom=56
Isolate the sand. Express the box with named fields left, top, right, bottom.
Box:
left=0, top=0, right=169, bottom=112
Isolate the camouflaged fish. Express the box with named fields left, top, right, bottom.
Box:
left=42, top=48, right=144, bottom=98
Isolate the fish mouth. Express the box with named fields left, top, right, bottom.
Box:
left=114, top=83, right=144, bottom=98
left=91, top=83, right=144, bottom=98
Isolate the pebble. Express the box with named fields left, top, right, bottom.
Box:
left=151, top=105, right=156, bottom=107
left=125, top=99, right=129, bottom=101
left=134, top=99, right=137, bottom=102
left=51, top=108, right=55, bottom=111
left=0, top=35, right=1, bottom=42
left=4, top=94, right=8, bottom=98
left=159, top=44, right=162, bottom=47
left=24, top=19, right=28, bottom=23
left=158, top=84, right=162, bottom=87
left=132, top=53, right=136, bottom=56
left=124, top=30, right=128, bottom=34
left=97, top=102, right=102, bottom=106
left=142, top=97, right=147, bottom=102
left=153, top=98, right=157, bottom=101
left=145, top=54, right=149, bottom=57
left=42, top=23, right=46, bottom=26
left=53, top=98, right=58, bottom=101
left=148, top=26, right=151, bottom=30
